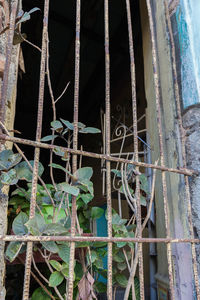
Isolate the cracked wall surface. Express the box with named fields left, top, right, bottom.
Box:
left=183, top=106, right=200, bottom=273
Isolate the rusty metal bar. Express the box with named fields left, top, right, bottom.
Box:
left=2, top=235, right=200, bottom=243
left=0, top=134, right=196, bottom=176
left=104, top=1, right=112, bottom=299
left=163, top=1, right=200, bottom=298
left=22, top=1, right=50, bottom=299
left=146, top=1, right=175, bottom=299
left=126, top=0, right=144, bottom=298
left=0, top=0, right=18, bottom=124
left=67, top=1, right=81, bottom=299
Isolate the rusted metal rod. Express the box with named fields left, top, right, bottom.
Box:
left=126, top=0, right=144, bottom=298
left=0, top=134, right=196, bottom=176
left=67, top=1, right=81, bottom=299
left=22, top=0, right=50, bottom=299
left=2, top=235, right=200, bottom=243
left=104, top=0, right=112, bottom=299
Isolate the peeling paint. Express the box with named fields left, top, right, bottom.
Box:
left=175, top=1, right=200, bottom=108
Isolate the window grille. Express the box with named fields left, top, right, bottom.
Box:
left=0, top=0, right=199, bottom=299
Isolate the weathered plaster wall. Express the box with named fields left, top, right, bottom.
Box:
left=140, top=0, right=195, bottom=298
left=174, top=0, right=200, bottom=283
left=0, top=1, right=21, bottom=298
left=183, top=106, right=200, bottom=273
left=175, top=0, right=200, bottom=108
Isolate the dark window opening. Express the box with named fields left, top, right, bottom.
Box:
left=6, top=1, right=151, bottom=299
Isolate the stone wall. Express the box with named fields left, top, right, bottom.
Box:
left=183, top=106, right=200, bottom=272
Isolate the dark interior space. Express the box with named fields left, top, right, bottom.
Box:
left=6, top=0, right=148, bottom=299
left=14, top=0, right=146, bottom=164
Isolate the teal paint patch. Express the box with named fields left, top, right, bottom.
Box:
left=175, top=1, right=200, bottom=108
left=96, top=204, right=107, bottom=284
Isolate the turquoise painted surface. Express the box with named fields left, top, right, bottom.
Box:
left=96, top=204, right=107, bottom=283
left=175, top=1, right=200, bottom=108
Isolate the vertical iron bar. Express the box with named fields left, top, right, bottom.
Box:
left=67, top=1, right=81, bottom=299
left=0, top=0, right=18, bottom=125
left=126, top=0, right=145, bottom=299
left=164, top=1, right=200, bottom=298
left=22, top=1, right=49, bottom=299
left=104, top=1, right=112, bottom=299
left=145, top=1, right=175, bottom=299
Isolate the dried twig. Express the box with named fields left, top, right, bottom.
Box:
left=54, top=81, right=70, bottom=104
left=124, top=160, right=158, bottom=300
left=142, top=160, right=158, bottom=231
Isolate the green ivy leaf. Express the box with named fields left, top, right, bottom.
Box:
left=58, top=182, right=79, bottom=196
left=41, top=241, right=59, bottom=253
left=112, top=214, right=127, bottom=226
left=92, top=242, right=107, bottom=248
left=16, top=8, right=40, bottom=26
left=25, top=214, right=46, bottom=235
left=87, top=250, right=98, bottom=264
left=40, top=135, right=58, bottom=142
left=128, top=232, right=135, bottom=249
left=117, top=262, right=127, bottom=271
left=31, top=287, right=51, bottom=300
left=49, top=271, right=64, bottom=287
left=79, top=127, right=101, bottom=134
left=113, top=252, right=125, bottom=263
left=140, top=195, right=147, bottom=206
left=49, top=260, right=62, bottom=271
left=11, top=187, right=27, bottom=197
left=42, top=223, right=68, bottom=235
left=5, top=241, right=23, bottom=262
left=140, top=174, right=149, bottom=194
left=15, top=161, right=44, bottom=181
left=27, top=7, right=41, bottom=15
left=93, top=258, right=103, bottom=269
left=51, top=120, right=63, bottom=132
left=12, top=212, right=28, bottom=235
left=58, top=244, right=70, bottom=264
left=77, top=122, right=86, bottom=129
left=0, top=169, right=18, bottom=185
left=49, top=163, right=72, bottom=176
left=74, top=167, right=93, bottom=182
left=74, top=262, right=84, bottom=280
left=53, top=147, right=65, bottom=157
left=114, top=233, right=127, bottom=248
left=134, top=277, right=140, bottom=300
left=60, top=119, right=74, bottom=130
left=79, top=180, right=94, bottom=196
left=115, top=273, right=128, bottom=288
left=91, top=207, right=104, bottom=219
left=80, top=193, right=93, bottom=205
left=61, top=267, right=69, bottom=277
left=0, top=150, right=22, bottom=171
left=94, top=282, right=107, bottom=293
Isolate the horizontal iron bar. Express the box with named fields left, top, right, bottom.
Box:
left=0, top=134, right=197, bottom=176
left=1, top=235, right=200, bottom=243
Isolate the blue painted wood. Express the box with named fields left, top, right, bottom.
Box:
left=175, top=1, right=200, bottom=108
left=96, top=204, right=107, bottom=283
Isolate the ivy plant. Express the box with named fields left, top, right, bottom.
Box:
left=0, top=119, right=144, bottom=299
